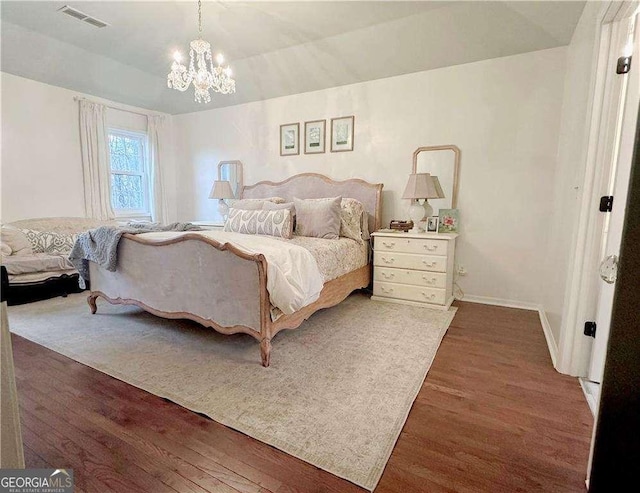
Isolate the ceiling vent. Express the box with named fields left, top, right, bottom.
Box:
left=58, top=5, right=109, bottom=28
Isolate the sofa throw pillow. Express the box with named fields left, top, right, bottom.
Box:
left=0, top=226, right=33, bottom=256
left=224, top=208, right=293, bottom=239
left=20, top=229, right=78, bottom=254
left=339, top=198, right=368, bottom=244
left=293, top=197, right=342, bottom=239
left=1, top=241, right=12, bottom=256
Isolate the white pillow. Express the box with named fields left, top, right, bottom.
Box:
left=232, top=197, right=287, bottom=210
left=1, top=241, right=12, bottom=256
left=0, top=226, right=33, bottom=256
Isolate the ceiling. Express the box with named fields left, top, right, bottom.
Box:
left=0, top=1, right=586, bottom=114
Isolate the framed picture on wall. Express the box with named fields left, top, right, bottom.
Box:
left=330, top=116, right=354, bottom=152
left=304, top=120, right=326, bottom=154
left=280, top=123, right=300, bottom=156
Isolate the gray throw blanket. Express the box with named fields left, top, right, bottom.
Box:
left=69, top=222, right=202, bottom=288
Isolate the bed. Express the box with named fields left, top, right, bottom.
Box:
left=87, top=173, right=383, bottom=366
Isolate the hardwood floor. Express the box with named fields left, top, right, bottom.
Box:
left=11, top=300, right=593, bottom=492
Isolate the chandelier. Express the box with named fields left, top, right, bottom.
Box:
left=167, top=0, right=236, bottom=103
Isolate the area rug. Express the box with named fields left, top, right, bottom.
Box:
left=8, top=292, right=456, bottom=491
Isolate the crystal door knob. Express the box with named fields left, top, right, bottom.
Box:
left=599, top=254, right=618, bottom=284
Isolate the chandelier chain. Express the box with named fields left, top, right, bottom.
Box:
left=198, top=0, right=202, bottom=34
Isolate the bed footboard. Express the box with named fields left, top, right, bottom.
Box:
left=88, top=233, right=269, bottom=345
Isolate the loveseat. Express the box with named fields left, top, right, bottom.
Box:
left=1, top=217, right=116, bottom=305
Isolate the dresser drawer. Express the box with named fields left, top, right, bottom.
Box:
left=374, top=267, right=447, bottom=288
left=375, top=237, right=448, bottom=256
left=373, top=251, right=447, bottom=272
left=373, top=281, right=446, bottom=305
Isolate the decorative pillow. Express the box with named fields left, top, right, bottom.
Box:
left=224, top=208, right=293, bottom=239
left=262, top=202, right=297, bottom=230
left=230, top=200, right=264, bottom=211
left=1, top=241, right=12, bottom=256
left=339, top=198, right=368, bottom=243
left=0, top=226, right=33, bottom=256
left=20, top=229, right=78, bottom=254
left=263, top=201, right=295, bottom=214
left=232, top=197, right=286, bottom=210
left=293, top=197, right=342, bottom=239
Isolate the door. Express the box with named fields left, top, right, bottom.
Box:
left=589, top=11, right=640, bottom=383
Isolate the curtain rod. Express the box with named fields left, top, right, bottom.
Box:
left=73, top=96, right=163, bottom=118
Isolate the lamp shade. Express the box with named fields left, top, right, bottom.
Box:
left=402, top=173, right=445, bottom=200
left=208, top=180, right=235, bottom=199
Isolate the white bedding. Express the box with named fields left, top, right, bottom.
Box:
left=136, top=230, right=325, bottom=315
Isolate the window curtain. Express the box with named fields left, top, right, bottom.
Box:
left=79, top=100, right=115, bottom=220
left=147, top=115, right=169, bottom=223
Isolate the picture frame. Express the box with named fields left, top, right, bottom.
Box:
left=438, top=208, right=459, bottom=233
left=280, top=123, right=300, bottom=156
left=330, top=115, right=354, bottom=152
left=426, top=216, right=439, bottom=233
left=304, top=120, right=326, bottom=154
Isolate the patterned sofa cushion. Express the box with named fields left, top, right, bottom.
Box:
left=21, top=229, right=78, bottom=254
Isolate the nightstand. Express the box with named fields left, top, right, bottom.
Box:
left=371, top=231, right=458, bottom=310
left=190, top=221, right=224, bottom=230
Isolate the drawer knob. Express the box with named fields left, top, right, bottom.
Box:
left=381, top=286, right=394, bottom=294
left=422, top=260, right=436, bottom=267
left=422, top=292, right=436, bottom=300
left=381, top=272, right=395, bottom=280
left=382, top=257, right=395, bottom=264
left=382, top=241, right=396, bottom=248
left=423, top=244, right=438, bottom=251
left=422, top=275, right=437, bottom=285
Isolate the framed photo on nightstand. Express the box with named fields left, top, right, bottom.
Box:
left=438, top=209, right=459, bottom=233
left=426, top=216, right=439, bottom=233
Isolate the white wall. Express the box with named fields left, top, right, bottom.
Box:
left=0, top=72, right=177, bottom=223
left=173, top=47, right=567, bottom=306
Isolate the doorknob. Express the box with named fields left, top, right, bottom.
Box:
left=599, top=254, right=618, bottom=284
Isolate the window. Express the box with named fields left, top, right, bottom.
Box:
left=108, top=129, right=150, bottom=217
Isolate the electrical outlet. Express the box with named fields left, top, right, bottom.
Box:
left=457, top=265, right=467, bottom=276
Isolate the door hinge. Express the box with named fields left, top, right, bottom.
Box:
left=599, top=195, right=614, bottom=212
left=617, top=56, right=632, bottom=74
left=584, top=321, right=597, bottom=338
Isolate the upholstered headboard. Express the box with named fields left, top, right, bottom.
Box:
left=241, top=173, right=383, bottom=232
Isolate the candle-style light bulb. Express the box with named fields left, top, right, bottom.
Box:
left=216, top=53, right=225, bottom=65
left=173, top=51, right=182, bottom=63
left=225, top=67, right=232, bottom=77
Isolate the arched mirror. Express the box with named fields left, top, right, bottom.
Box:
left=218, top=160, right=244, bottom=198
left=413, top=145, right=460, bottom=215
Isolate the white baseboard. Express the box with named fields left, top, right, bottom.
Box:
left=579, top=378, right=599, bottom=416
left=460, top=295, right=558, bottom=368
left=538, top=308, right=558, bottom=368
left=461, top=294, right=539, bottom=311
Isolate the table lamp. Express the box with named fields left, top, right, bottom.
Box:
left=208, top=180, right=235, bottom=221
left=402, top=173, right=445, bottom=232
